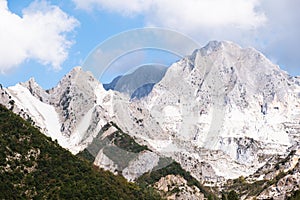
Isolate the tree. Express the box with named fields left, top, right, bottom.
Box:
left=228, top=190, right=239, bottom=200
left=222, top=192, right=227, bottom=200
left=8, top=100, right=15, bottom=110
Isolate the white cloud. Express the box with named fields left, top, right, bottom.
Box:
left=73, top=0, right=266, bottom=30
left=72, top=0, right=152, bottom=16
left=257, top=0, right=300, bottom=75
left=0, top=0, right=79, bottom=73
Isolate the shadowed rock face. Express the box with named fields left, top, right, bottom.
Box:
left=103, top=64, right=167, bottom=97
left=103, top=75, right=122, bottom=91
left=131, top=83, right=155, bottom=100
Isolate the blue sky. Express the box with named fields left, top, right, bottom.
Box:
left=0, top=0, right=299, bottom=89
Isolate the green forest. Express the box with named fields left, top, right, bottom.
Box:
left=0, top=104, right=161, bottom=199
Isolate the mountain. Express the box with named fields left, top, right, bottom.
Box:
left=103, top=64, right=167, bottom=98
left=0, top=88, right=210, bottom=199
left=1, top=41, right=300, bottom=199
left=112, top=41, right=300, bottom=181
left=0, top=104, right=161, bottom=199
left=103, top=75, right=122, bottom=90
left=131, top=83, right=155, bottom=99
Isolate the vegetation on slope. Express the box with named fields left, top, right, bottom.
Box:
left=288, top=190, right=300, bottom=200
left=78, top=122, right=148, bottom=163
left=224, top=150, right=300, bottom=199
left=77, top=121, right=150, bottom=172
left=137, top=158, right=218, bottom=200
left=106, top=128, right=149, bottom=153
left=0, top=104, right=161, bottom=199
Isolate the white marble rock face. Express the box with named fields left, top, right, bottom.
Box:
left=1, top=41, right=300, bottom=190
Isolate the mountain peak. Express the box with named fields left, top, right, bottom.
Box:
left=203, top=40, right=227, bottom=51
left=189, top=40, right=282, bottom=75
left=64, top=66, right=83, bottom=79
left=195, top=40, right=242, bottom=56
left=70, top=66, right=82, bottom=73
left=28, top=77, right=36, bottom=83
left=22, top=77, right=38, bottom=87
left=21, top=77, right=39, bottom=90
left=56, top=66, right=101, bottom=89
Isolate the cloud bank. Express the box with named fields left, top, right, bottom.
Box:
left=73, top=0, right=266, bottom=30
left=0, top=0, right=79, bottom=73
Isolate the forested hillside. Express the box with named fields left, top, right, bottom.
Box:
left=0, top=104, right=161, bottom=199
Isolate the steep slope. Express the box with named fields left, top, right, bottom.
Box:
left=1, top=68, right=170, bottom=184
left=112, top=41, right=300, bottom=181
left=221, top=147, right=300, bottom=199
left=7, top=81, right=67, bottom=148
left=0, top=104, right=161, bottom=199
left=4, top=67, right=123, bottom=154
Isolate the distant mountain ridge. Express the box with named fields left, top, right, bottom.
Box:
left=103, top=64, right=167, bottom=99
left=131, top=83, right=155, bottom=99
left=103, top=75, right=122, bottom=90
